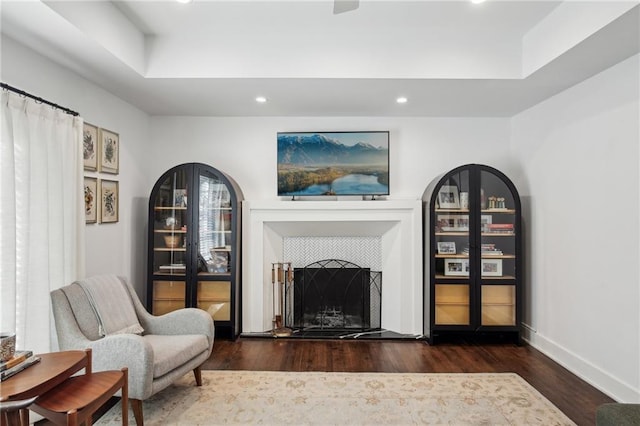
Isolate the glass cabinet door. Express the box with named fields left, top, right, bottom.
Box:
left=150, top=169, right=189, bottom=315
left=479, top=170, right=517, bottom=326
left=195, top=169, right=233, bottom=320
left=433, top=169, right=471, bottom=325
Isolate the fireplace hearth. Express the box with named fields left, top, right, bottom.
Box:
left=284, top=259, right=381, bottom=337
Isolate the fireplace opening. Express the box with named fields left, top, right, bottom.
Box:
left=284, top=259, right=381, bottom=337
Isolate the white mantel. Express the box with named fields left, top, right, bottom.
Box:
left=241, top=199, right=424, bottom=336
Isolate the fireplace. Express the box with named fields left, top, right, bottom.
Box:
left=285, top=259, right=382, bottom=336
left=242, top=199, right=423, bottom=336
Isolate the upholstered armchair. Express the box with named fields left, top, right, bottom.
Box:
left=50, top=275, right=214, bottom=426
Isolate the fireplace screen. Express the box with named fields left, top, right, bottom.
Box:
left=284, top=259, right=381, bottom=333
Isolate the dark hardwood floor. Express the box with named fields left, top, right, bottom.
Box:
left=203, top=337, right=614, bottom=426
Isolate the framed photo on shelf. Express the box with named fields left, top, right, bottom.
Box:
left=100, top=179, right=119, bottom=223
left=437, top=214, right=469, bottom=232
left=83, top=122, right=98, bottom=171
left=437, top=185, right=460, bottom=209
left=84, top=177, right=98, bottom=223
left=437, top=242, right=456, bottom=255
left=481, top=258, right=503, bottom=276
left=99, top=128, right=119, bottom=174
left=173, top=189, right=187, bottom=207
left=444, top=258, right=469, bottom=276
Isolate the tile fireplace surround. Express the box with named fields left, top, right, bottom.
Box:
left=242, top=199, right=423, bottom=336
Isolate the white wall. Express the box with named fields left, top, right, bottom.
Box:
left=1, top=35, right=152, bottom=297
left=148, top=116, right=511, bottom=201
left=511, top=54, right=640, bottom=402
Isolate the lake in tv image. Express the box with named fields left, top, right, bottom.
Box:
left=277, top=132, right=389, bottom=196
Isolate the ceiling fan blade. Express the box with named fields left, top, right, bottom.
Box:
left=333, top=0, right=359, bottom=14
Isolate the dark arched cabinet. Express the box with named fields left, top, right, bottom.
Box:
left=147, top=163, right=243, bottom=339
left=423, top=164, right=522, bottom=344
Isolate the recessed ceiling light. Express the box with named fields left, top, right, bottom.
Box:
left=255, top=96, right=267, bottom=103
left=176, top=0, right=193, bottom=4
left=470, top=0, right=486, bottom=4
left=396, top=97, right=408, bottom=104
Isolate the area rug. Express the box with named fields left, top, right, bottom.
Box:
left=96, top=371, right=575, bottom=425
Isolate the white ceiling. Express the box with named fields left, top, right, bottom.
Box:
left=1, top=0, right=639, bottom=116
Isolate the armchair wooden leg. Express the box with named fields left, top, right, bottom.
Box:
left=193, top=367, right=202, bottom=386
left=131, top=399, right=143, bottom=426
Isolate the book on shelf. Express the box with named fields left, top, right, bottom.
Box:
left=0, top=350, right=33, bottom=372
left=0, top=355, right=40, bottom=381
left=159, top=264, right=186, bottom=270
left=486, top=223, right=514, bottom=233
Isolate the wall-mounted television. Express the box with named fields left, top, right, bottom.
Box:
left=277, top=131, right=390, bottom=197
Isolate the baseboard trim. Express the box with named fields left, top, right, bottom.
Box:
left=523, top=327, right=639, bottom=403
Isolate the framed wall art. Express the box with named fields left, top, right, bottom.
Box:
left=100, top=179, right=119, bottom=223
left=83, top=122, right=98, bottom=171
left=99, top=128, right=119, bottom=174
left=84, top=177, right=98, bottom=223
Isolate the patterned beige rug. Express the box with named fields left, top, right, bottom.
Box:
left=97, top=371, right=575, bottom=425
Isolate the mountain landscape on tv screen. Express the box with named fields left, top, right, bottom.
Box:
left=277, top=133, right=389, bottom=196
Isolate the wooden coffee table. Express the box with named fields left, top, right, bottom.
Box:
left=0, top=349, right=127, bottom=426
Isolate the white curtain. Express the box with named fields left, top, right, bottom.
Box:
left=0, top=91, right=85, bottom=354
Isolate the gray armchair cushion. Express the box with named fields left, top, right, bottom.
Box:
left=145, top=334, right=208, bottom=378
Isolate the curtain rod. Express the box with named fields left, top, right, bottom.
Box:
left=1, top=82, right=80, bottom=117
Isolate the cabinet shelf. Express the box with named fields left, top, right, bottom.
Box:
left=481, top=209, right=516, bottom=214
left=154, top=229, right=187, bottom=234
left=435, top=209, right=470, bottom=213
left=154, top=247, right=186, bottom=252
left=154, top=206, right=187, bottom=211
left=435, top=232, right=468, bottom=237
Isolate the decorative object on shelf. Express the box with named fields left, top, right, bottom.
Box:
left=164, top=215, right=180, bottom=230
left=100, top=179, right=119, bottom=223
left=163, top=235, right=181, bottom=248
left=271, top=262, right=293, bottom=337
left=459, top=192, right=469, bottom=209
left=0, top=332, right=16, bottom=362
left=99, top=128, right=119, bottom=174
left=437, top=185, right=460, bottom=209
left=84, top=177, right=98, bottom=224
left=83, top=122, right=98, bottom=171
left=437, top=242, right=456, bottom=255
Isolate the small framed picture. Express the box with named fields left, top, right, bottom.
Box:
left=99, top=128, right=119, bottom=174
left=437, top=185, right=460, bottom=209
left=173, top=189, right=187, bottom=207
left=84, top=177, right=98, bottom=223
left=481, top=258, right=503, bottom=277
left=437, top=214, right=469, bottom=232
left=83, top=122, right=98, bottom=171
left=444, top=258, right=469, bottom=276
left=437, top=242, right=456, bottom=254
left=100, top=179, right=119, bottom=223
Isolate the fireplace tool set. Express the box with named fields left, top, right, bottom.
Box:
left=271, top=262, right=293, bottom=337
